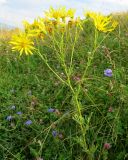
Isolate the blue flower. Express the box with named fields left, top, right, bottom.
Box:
left=25, top=120, right=32, bottom=125
left=17, top=111, right=22, bottom=115
left=6, top=115, right=13, bottom=121
left=10, top=105, right=16, bottom=110
left=48, top=108, right=55, bottom=113
left=52, top=130, right=58, bottom=137
left=104, top=69, right=112, bottom=77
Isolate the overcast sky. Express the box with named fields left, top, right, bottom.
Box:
left=0, top=0, right=128, bottom=27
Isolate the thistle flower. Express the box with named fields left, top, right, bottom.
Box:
left=25, top=120, right=32, bottom=125
left=104, top=69, right=112, bottom=77
left=10, top=33, right=35, bottom=56
left=85, top=11, right=118, bottom=32
left=104, top=143, right=111, bottom=150
left=73, top=75, right=81, bottom=81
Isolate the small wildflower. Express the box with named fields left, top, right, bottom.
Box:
left=108, top=107, right=113, bottom=112
left=28, top=90, right=32, bottom=96
left=104, top=69, right=112, bottom=77
left=31, top=101, right=36, bottom=106
left=48, top=108, right=55, bottom=112
left=58, top=133, right=64, bottom=139
left=104, top=143, right=111, bottom=150
left=52, top=130, right=58, bottom=137
left=25, top=120, right=32, bottom=125
left=10, top=105, right=16, bottom=110
left=10, top=89, right=15, bottom=93
left=17, top=111, right=22, bottom=115
left=73, top=76, right=81, bottom=81
left=6, top=115, right=13, bottom=121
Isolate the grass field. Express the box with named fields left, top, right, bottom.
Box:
left=0, top=10, right=128, bottom=160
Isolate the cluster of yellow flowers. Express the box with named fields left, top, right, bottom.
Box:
left=10, top=7, right=118, bottom=56
left=85, top=11, right=118, bottom=32
left=45, top=6, right=76, bottom=19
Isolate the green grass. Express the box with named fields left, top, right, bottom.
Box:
left=0, top=13, right=128, bottom=160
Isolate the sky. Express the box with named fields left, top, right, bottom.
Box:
left=0, top=0, right=128, bottom=27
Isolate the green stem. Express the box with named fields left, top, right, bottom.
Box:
left=37, top=51, right=68, bottom=85
left=69, top=27, right=78, bottom=75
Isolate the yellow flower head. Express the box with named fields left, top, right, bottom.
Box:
left=67, top=8, right=76, bottom=18
left=23, top=18, right=47, bottom=38
left=85, top=11, right=118, bottom=32
left=45, top=6, right=76, bottom=20
left=23, top=20, right=31, bottom=30
left=45, top=7, right=65, bottom=19
left=10, top=33, right=35, bottom=56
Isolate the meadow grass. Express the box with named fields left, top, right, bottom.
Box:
left=0, top=12, right=128, bottom=160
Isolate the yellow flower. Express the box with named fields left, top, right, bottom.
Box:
left=10, top=33, right=35, bottom=56
left=23, top=20, right=31, bottom=30
left=85, top=11, right=118, bottom=32
left=45, top=6, right=69, bottom=20
left=23, top=18, right=47, bottom=38
left=67, top=9, right=76, bottom=18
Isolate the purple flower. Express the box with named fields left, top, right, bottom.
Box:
left=6, top=115, right=13, bottom=121
left=52, top=130, right=58, bottom=137
left=104, top=143, right=111, bottom=150
left=25, top=120, right=32, bottom=125
left=17, top=111, right=22, bottom=115
left=48, top=108, right=55, bottom=113
left=10, top=105, right=16, bottom=110
left=104, top=69, right=112, bottom=77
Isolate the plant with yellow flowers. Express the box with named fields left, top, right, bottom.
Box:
left=85, top=11, right=118, bottom=32
left=9, top=7, right=118, bottom=159
left=23, top=18, right=47, bottom=38
left=10, top=33, right=35, bottom=56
